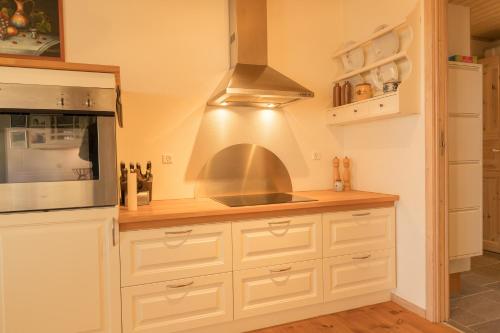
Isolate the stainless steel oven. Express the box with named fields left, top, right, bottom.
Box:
left=0, top=83, right=118, bottom=212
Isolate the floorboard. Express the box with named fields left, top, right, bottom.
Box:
left=249, top=302, right=459, bottom=333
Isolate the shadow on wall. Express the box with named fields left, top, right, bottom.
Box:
left=185, top=106, right=309, bottom=191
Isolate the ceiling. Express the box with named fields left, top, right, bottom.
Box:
left=449, top=0, right=500, bottom=40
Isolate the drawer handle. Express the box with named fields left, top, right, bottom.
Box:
left=352, top=255, right=371, bottom=260
left=493, top=148, right=500, bottom=153
left=352, top=212, right=371, bottom=217
left=167, top=281, right=194, bottom=288
left=164, top=229, right=192, bottom=235
left=268, top=220, right=291, bottom=227
left=270, top=266, right=292, bottom=273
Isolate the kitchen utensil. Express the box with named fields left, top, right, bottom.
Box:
left=341, top=46, right=365, bottom=72
left=380, top=62, right=399, bottom=83
left=333, top=157, right=340, bottom=182
left=383, top=81, right=400, bottom=93
left=354, top=83, right=373, bottom=102
left=335, top=180, right=344, bottom=192
left=333, top=82, right=341, bottom=107
left=342, top=81, right=352, bottom=105
left=127, top=170, right=138, bottom=211
left=371, top=25, right=400, bottom=60
left=343, top=157, right=351, bottom=191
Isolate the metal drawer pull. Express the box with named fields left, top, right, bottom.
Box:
left=352, top=255, right=371, bottom=260
left=167, top=281, right=194, bottom=288
left=268, top=220, right=291, bottom=226
left=270, top=267, right=292, bottom=273
left=493, top=148, right=500, bottom=153
left=352, top=212, right=371, bottom=217
left=164, top=229, right=192, bottom=235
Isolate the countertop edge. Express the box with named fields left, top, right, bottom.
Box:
left=119, top=191, right=399, bottom=232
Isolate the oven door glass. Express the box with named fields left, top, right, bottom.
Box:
left=0, top=114, right=99, bottom=184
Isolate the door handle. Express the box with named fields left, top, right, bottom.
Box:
left=166, top=281, right=194, bottom=289
left=270, top=266, right=292, bottom=273
left=268, top=220, right=291, bottom=227
left=352, top=212, right=371, bottom=217
left=352, top=254, right=371, bottom=260
left=164, top=229, right=192, bottom=235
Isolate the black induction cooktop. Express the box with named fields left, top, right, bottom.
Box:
left=211, top=192, right=317, bottom=207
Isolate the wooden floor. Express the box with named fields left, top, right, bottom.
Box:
left=250, top=302, right=459, bottom=333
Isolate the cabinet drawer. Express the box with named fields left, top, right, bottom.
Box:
left=449, top=163, right=482, bottom=210
left=122, top=272, right=233, bottom=333
left=323, top=208, right=395, bottom=257
left=449, top=209, right=482, bottom=258
left=232, top=214, right=322, bottom=270
left=120, top=223, right=232, bottom=286
left=233, top=259, right=323, bottom=319
left=323, top=249, right=396, bottom=302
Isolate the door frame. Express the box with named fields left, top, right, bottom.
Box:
left=425, top=0, right=449, bottom=323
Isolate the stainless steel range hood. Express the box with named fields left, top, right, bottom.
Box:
left=208, top=0, right=314, bottom=108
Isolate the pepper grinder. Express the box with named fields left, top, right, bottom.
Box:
left=333, top=157, right=344, bottom=192
left=343, top=157, right=351, bottom=191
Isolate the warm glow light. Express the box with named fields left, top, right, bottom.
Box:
left=221, top=102, right=229, bottom=106
left=260, top=109, right=275, bottom=123
left=267, top=103, right=276, bottom=108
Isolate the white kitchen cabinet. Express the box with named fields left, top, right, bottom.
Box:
left=0, top=208, right=121, bottom=333
left=233, top=259, right=323, bottom=319
left=323, top=249, right=396, bottom=302
left=120, top=223, right=232, bottom=286
left=323, top=207, right=395, bottom=257
left=232, top=214, right=322, bottom=270
left=121, top=272, right=233, bottom=333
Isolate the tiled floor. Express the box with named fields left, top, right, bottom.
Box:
left=449, top=251, right=500, bottom=333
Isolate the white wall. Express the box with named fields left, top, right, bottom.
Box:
left=63, top=0, right=427, bottom=309
left=63, top=0, right=344, bottom=199
left=339, top=0, right=426, bottom=309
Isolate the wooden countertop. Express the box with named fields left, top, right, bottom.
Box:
left=119, top=190, right=399, bottom=231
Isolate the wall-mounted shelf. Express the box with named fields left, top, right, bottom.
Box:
left=332, top=19, right=407, bottom=58
left=335, top=51, right=407, bottom=82
left=326, top=93, right=399, bottom=126
left=326, top=4, right=420, bottom=126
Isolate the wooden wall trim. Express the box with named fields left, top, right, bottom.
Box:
left=425, top=0, right=449, bottom=323
left=391, top=293, right=427, bottom=319
left=0, top=58, right=121, bottom=85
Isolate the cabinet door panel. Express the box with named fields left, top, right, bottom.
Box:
left=121, top=223, right=232, bottom=286
left=449, top=116, right=482, bottom=162
left=0, top=218, right=119, bottom=333
left=323, top=207, right=395, bottom=257
left=448, top=63, right=482, bottom=116
left=232, top=215, right=322, bottom=270
left=233, top=260, right=323, bottom=319
left=449, top=163, right=482, bottom=210
left=121, top=272, right=233, bottom=333
left=449, top=209, right=482, bottom=258
left=323, top=249, right=395, bottom=302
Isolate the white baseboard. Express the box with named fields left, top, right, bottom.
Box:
left=390, top=292, right=426, bottom=318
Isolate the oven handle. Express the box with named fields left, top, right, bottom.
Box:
left=116, top=85, right=123, bottom=128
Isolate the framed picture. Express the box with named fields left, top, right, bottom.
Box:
left=0, top=0, right=64, bottom=60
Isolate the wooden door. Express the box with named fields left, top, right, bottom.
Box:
left=481, top=57, right=500, bottom=140
left=0, top=214, right=121, bottom=333
left=481, top=56, right=500, bottom=253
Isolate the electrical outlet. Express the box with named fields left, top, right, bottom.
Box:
left=162, top=154, right=173, bottom=165
left=312, top=152, right=322, bottom=161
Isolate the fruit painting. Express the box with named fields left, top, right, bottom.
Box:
left=0, top=0, right=63, bottom=60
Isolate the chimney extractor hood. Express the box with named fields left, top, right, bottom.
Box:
left=208, top=0, right=314, bottom=108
